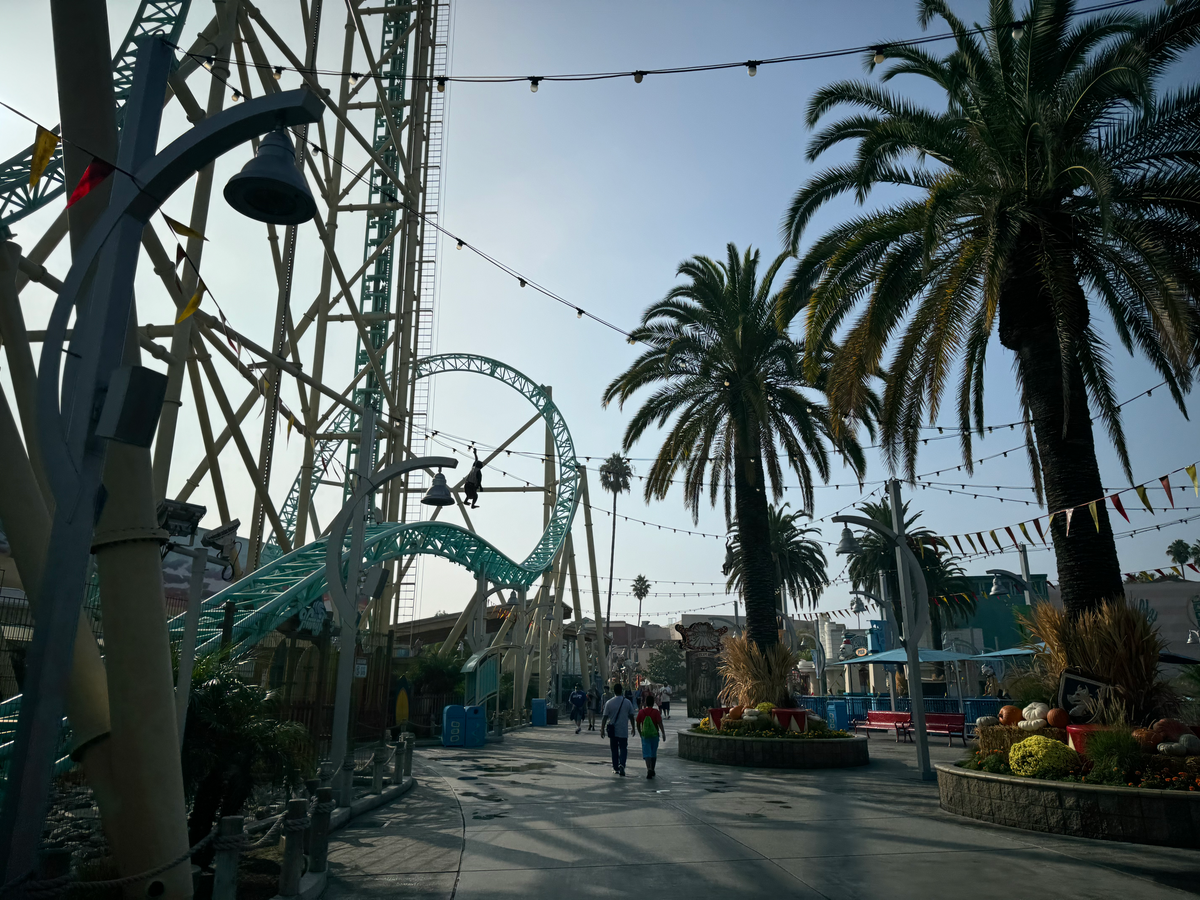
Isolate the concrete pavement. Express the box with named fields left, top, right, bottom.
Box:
left=322, top=722, right=1200, bottom=898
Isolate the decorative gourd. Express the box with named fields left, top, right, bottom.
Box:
left=1153, top=718, right=1189, bottom=741
left=1132, top=728, right=1164, bottom=751
left=1158, top=741, right=1187, bottom=757
left=999, top=705, right=1023, bottom=726
left=1179, top=733, right=1200, bottom=754
left=1045, top=708, right=1069, bottom=728
left=1023, top=702, right=1050, bottom=722
left=975, top=716, right=999, bottom=727
left=1017, top=718, right=1046, bottom=731
left=727, top=706, right=745, bottom=721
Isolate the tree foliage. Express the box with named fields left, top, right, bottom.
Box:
left=725, top=502, right=828, bottom=612
left=645, top=640, right=686, bottom=689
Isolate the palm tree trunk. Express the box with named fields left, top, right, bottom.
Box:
left=734, top=438, right=777, bottom=650
left=999, top=237, right=1123, bottom=616
left=604, top=493, right=618, bottom=658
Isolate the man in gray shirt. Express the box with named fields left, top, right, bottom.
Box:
left=601, top=683, right=636, bottom=776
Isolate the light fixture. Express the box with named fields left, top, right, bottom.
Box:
left=273, top=66, right=283, bottom=81
left=529, top=77, right=541, bottom=92
left=747, top=60, right=759, bottom=77
left=231, top=90, right=242, bottom=102
left=203, top=56, right=214, bottom=71
left=627, top=336, right=636, bottom=345
left=873, top=48, right=886, bottom=65
left=421, top=471, right=454, bottom=507
left=348, top=72, right=362, bottom=87
left=989, top=574, right=1010, bottom=597
left=437, top=77, right=447, bottom=92
left=223, top=130, right=318, bottom=225
left=1011, top=21, right=1026, bottom=40
left=576, top=308, right=583, bottom=318
left=835, top=526, right=862, bottom=556
left=633, top=71, right=645, bottom=84
left=518, top=278, right=527, bottom=287
left=157, top=499, right=207, bottom=543
left=1188, top=630, right=1198, bottom=645
left=456, top=239, right=463, bottom=249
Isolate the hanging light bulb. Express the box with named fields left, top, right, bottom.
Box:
left=835, top=526, right=862, bottom=556
left=747, top=60, right=759, bottom=77
left=529, top=77, right=541, bottom=92
left=576, top=308, right=584, bottom=318
left=348, top=72, right=362, bottom=87
left=1011, top=21, right=1026, bottom=39
left=723, top=379, right=730, bottom=387
left=203, top=56, right=215, bottom=71
left=272, top=66, right=283, bottom=81
left=437, top=77, right=447, bottom=92
left=627, top=336, right=636, bottom=345
left=518, top=278, right=527, bottom=288
left=873, top=48, right=886, bottom=65
left=231, top=90, right=242, bottom=102
left=455, top=239, right=463, bottom=250
left=633, top=71, right=645, bottom=84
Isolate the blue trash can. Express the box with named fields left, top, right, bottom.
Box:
left=464, top=705, right=486, bottom=747
left=826, top=698, right=849, bottom=732
left=442, top=704, right=466, bottom=747
left=531, top=698, right=547, bottom=727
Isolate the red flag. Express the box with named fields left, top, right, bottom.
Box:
left=175, top=244, right=187, bottom=268
left=952, top=535, right=964, bottom=555
left=1189, top=564, right=1199, bottom=574
left=66, top=157, right=115, bottom=208
left=1004, top=526, right=1019, bottom=548
left=1109, top=493, right=1128, bottom=523
left=1033, top=518, right=1046, bottom=545
left=1160, top=476, right=1175, bottom=508
left=1155, top=569, right=1166, bottom=578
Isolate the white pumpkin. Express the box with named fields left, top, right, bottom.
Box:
left=975, top=716, right=999, bottom=727
left=1159, top=741, right=1188, bottom=757
left=1017, top=718, right=1046, bottom=731
left=1179, top=733, right=1200, bottom=754
left=1023, top=702, right=1050, bottom=722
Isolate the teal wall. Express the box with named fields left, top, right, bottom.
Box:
left=951, top=574, right=1048, bottom=652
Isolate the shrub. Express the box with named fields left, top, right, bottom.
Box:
left=755, top=702, right=775, bottom=715
left=1009, top=735, right=1080, bottom=778
left=717, top=636, right=797, bottom=708
left=1084, top=729, right=1144, bottom=785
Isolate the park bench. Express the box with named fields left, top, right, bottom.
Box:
left=854, top=711, right=912, bottom=742
left=913, top=712, right=967, bottom=746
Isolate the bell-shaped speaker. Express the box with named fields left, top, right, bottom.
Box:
left=421, top=471, right=454, bottom=507
left=223, top=130, right=317, bottom=225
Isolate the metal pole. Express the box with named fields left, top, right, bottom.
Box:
left=888, top=479, right=933, bottom=781
left=1018, top=543, right=1034, bottom=606
left=175, top=546, right=209, bottom=742
left=880, top=572, right=897, bottom=710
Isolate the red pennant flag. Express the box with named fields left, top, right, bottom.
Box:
left=66, top=157, right=115, bottom=208
left=1109, top=493, right=1128, bottom=523
left=1124, top=573, right=1134, bottom=581
left=1189, top=564, right=1199, bottom=574
left=977, top=533, right=989, bottom=555
left=175, top=244, right=187, bottom=268
left=1004, top=526, right=1019, bottom=548
left=1033, top=517, right=1046, bottom=545
left=1160, top=476, right=1174, bottom=508
left=1155, top=569, right=1166, bottom=578
left=952, top=535, right=964, bottom=555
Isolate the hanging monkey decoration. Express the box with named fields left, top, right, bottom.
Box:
left=464, top=448, right=484, bottom=508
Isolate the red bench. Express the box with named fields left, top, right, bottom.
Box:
left=855, top=711, right=912, bottom=742
left=914, top=713, right=967, bottom=746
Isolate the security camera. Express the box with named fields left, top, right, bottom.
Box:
left=201, top=519, right=241, bottom=553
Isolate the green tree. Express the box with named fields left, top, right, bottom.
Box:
left=602, top=243, right=870, bottom=652
left=779, top=0, right=1200, bottom=616
left=631, top=573, right=652, bottom=627
left=725, top=502, right=828, bottom=618
left=645, top=640, right=686, bottom=690
left=1168, top=538, right=1193, bottom=578
left=599, top=453, right=632, bottom=637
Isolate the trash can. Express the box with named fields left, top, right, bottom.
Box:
left=826, top=698, right=849, bottom=732
left=441, top=704, right=466, bottom=747
left=531, top=698, right=547, bottom=727
left=546, top=706, right=558, bottom=726
left=463, top=705, right=487, bottom=747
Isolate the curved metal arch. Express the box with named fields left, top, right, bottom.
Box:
left=414, top=353, right=579, bottom=576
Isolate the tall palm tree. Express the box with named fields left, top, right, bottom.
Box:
left=602, top=243, right=871, bottom=651
left=779, top=0, right=1200, bottom=616
left=725, top=502, right=828, bottom=619
left=1168, top=538, right=1193, bottom=578
left=631, top=574, right=651, bottom=667
left=598, top=453, right=632, bottom=639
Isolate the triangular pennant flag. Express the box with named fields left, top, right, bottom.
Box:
left=1172, top=566, right=1182, bottom=576
left=1124, top=573, right=1134, bottom=581
left=1088, top=500, right=1099, bottom=532
left=29, top=126, right=59, bottom=188
left=1033, top=517, right=1046, bottom=545
left=1156, top=569, right=1166, bottom=578
left=952, top=535, right=964, bottom=555
left=66, top=157, right=115, bottom=208
left=175, top=279, right=205, bottom=323
left=1004, top=526, right=1018, bottom=548
left=989, top=530, right=1003, bottom=552
left=1187, top=464, right=1198, bottom=496
left=164, top=214, right=207, bottom=242
left=1064, top=507, right=1074, bottom=536
left=1160, top=476, right=1174, bottom=508
left=965, top=534, right=977, bottom=553
left=1018, top=522, right=1033, bottom=545
left=175, top=244, right=187, bottom=268
left=1135, top=485, right=1153, bottom=512
left=1189, top=563, right=1199, bottom=574
left=977, top=533, right=990, bottom=555
left=286, top=414, right=294, bottom=443
left=1110, top=493, right=1129, bottom=523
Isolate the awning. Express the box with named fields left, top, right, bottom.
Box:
left=825, top=647, right=979, bottom=666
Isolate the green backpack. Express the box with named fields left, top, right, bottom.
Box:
left=640, top=711, right=660, bottom=739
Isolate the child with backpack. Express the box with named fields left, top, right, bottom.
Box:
left=636, top=693, right=666, bottom=779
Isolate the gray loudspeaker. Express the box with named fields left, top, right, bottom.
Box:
left=95, top=365, right=169, bottom=448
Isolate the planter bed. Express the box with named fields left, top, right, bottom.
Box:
left=937, top=763, right=1200, bottom=848
left=678, top=730, right=869, bottom=768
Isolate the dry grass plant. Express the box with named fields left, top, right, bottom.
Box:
left=1020, top=598, right=1177, bottom=726
left=717, top=635, right=798, bottom=708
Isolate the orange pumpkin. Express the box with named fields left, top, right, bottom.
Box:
left=1045, top=708, right=1069, bottom=728
left=999, top=705, right=1023, bottom=726
left=728, top=705, right=745, bottom=721
left=1132, top=728, right=1164, bottom=751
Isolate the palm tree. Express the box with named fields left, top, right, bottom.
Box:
left=725, top=502, right=828, bottom=621
left=1168, top=538, right=1193, bottom=579
left=602, top=243, right=870, bottom=651
left=631, top=574, right=651, bottom=667
left=598, top=453, right=632, bottom=641
left=779, top=0, right=1200, bottom=616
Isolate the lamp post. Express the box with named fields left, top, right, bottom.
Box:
left=0, top=36, right=323, bottom=880
left=987, top=543, right=1036, bottom=606
left=833, top=479, right=934, bottom=781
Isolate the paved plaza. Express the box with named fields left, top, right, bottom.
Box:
left=322, top=723, right=1200, bottom=899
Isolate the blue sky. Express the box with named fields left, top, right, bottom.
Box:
left=2, top=0, right=1196, bottom=626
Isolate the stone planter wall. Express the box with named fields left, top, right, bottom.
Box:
left=678, top=731, right=869, bottom=769
left=937, top=763, right=1200, bottom=848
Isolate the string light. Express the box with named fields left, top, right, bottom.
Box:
left=455, top=239, right=463, bottom=249
left=529, top=77, right=540, bottom=93
left=437, top=77, right=447, bottom=92
left=231, top=90, right=242, bottom=102
left=272, top=66, right=283, bottom=81
left=347, top=72, right=362, bottom=87
left=873, top=48, right=886, bottom=64
left=1011, top=21, right=1026, bottom=39
left=746, top=60, right=759, bottom=76
left=633, top=71, right=645, bottom=84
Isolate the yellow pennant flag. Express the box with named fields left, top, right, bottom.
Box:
left=29, top=126, right=59, bottom=188
left=164, top=214, right=207, bottom=242
left=1187, top=464, right=1198, bottom=496
left=989, top=530, right=1003, bottom=552
left=1018, top=522, right=1033, bottom=544
left=176, top=279, right=205, bottom=323
left=1088, top=500, right=1100, bottom=531
left=1134, top=484, right=1154, bottom=513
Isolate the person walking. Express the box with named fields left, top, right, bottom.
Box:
left=658, top=684, right=672, bottom=719
left=568, top=683, right=588, bottom=734
left=585, top=685, right=601, bottom=731
left=601, top=683, right=636, bottom=776
left=637, top=694, right=666, bottom=778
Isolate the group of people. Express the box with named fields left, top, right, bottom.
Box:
left=566, top=682, right=674, bottom=778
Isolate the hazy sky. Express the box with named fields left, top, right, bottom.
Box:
left=2, top=0, right=1197, bottom=627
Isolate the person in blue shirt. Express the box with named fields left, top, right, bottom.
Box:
left=568, top=684, right=588, bottom=734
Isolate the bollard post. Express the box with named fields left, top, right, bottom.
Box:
left=317, top=759, right=334, bottom=789
left=212, top=816, right=244, bottom=900
left=337, top=753, right=355, bottom=807
left=371, top=743, right=387, bottom=794
left=402, top=733, right=414, bottom=778
left=308, top=787, right=334, bottom=875
left=392, top=740, right=403, bottom=783
left=278, top=799, right=309, bottom=897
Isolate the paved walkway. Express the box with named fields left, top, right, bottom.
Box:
left=322, top=722, right=1200, bottom=899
